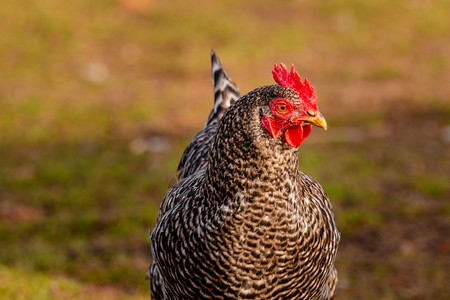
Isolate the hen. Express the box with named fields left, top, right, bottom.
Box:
left=148, top=51, right=340, bottom=300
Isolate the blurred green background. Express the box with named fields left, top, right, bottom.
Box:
left=1, top=0, right=449, bottom=299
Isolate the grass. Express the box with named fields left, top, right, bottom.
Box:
left=0, top=265, right=147, bottom=300
left=1, top=0, right=449, bottom=299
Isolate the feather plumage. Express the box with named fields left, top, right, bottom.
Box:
left=177, top=50, right=240, bottom=180
left=148, top=53, right=339, bottom=300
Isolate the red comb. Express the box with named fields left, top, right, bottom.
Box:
left=272, top=63, right=318, bottom=110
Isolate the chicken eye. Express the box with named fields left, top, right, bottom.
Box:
left=276, top=104, right=289, bottom=114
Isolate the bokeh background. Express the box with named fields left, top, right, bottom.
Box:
left=1, top=0, right=449, bottom=299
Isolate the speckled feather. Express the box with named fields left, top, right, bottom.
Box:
left=149, top=55, right=340, bottom=300
left=177, top=50, right=240, bottom=180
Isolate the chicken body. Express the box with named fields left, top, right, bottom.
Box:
left=149, top=52, right=340, bottom=300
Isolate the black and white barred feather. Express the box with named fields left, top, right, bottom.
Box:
left=148, top=53, right=339, bottom=300
left=206, top=50, right=240, bottom=125
left=177, top=50, right=240, bottom=180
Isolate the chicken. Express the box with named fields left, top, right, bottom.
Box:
left=148, top=51, right=340, bottom=300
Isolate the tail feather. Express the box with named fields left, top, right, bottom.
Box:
left=206, top=50, right=240, bottom=125
left=176, top=50, right=240, bottom=179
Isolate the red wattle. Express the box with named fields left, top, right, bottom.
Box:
left=302, top=125, right=312, bottom=140
left=261, top=116, right=282, bottom=138
left=285, top=124, right=312, bottom=147
left=262, top=117, right=313, bottom=148
left=284, top=125, right=304, bottom=147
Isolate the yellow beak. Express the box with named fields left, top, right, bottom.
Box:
left=294, top=112, right=328, bottom=130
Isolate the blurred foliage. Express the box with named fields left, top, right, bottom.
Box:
left=0, top=0, right=449, bottom=299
